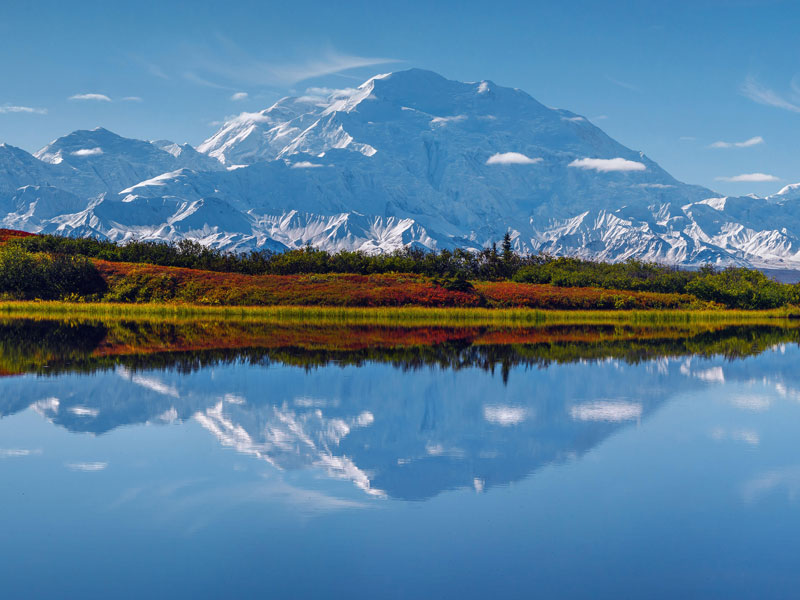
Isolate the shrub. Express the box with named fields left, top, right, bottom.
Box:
left=0, top=246, right=106, bottom=300
left=685, top=268, right=793, bottom=309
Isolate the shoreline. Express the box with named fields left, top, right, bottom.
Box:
left=1, top=301, right=798, bottom=326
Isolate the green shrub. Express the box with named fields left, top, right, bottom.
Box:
left=0, top=246, right=106, bottom=300
left=685, top=268, right=793, bottom=309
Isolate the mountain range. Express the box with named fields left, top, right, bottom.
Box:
left=2, top=68, right=799, bottom=268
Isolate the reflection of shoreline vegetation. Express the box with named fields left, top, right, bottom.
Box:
left=0, top=317, right=798, bottom=379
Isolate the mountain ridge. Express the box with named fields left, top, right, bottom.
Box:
left=1, top=68, right=799, bottom=268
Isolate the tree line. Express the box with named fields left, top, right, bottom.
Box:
left=3, top=232, right=799, bottom=309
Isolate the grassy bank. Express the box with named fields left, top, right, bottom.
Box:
left=4, top=230, right=800, bottom=311
left=1, top=301, right=798, bottom=327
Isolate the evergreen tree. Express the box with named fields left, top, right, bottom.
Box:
left=502, top=231, right=513, bottom=262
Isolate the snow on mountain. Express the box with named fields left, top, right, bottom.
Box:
left=32, top=127, right=226, bottom=198
left=770, top=183, right=800, bottom=203
left=0, top=142, right=66, bottom=196
left=151, top=139, right=226, bottom=172
left=1, top=69, right=800, bottom=268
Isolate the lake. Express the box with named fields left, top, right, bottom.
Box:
left=1, top=318, right=799, bottom=599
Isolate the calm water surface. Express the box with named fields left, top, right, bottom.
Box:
left=1, top=320, right=799, bottom=599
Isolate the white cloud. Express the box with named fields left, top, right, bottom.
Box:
left=483, top=405, right=529, bottom=426
left=570, top=401, right=642, bottom=422
left=66, top=462, right=108, bottom=472
left=305, top=86, right=349, bottom=97
left=569, top=157, right=646, bottom=172
left=291, top=161, right=324, bottom=168
left=740, top=75, right=800, bottom=113
left=70, top=147, right=103, bottom=157
left=606, top=76, right=641, bottom=93
left=69, top=93, right=112, bottom=102
left=716, top=173, right=780, bottom=183
left=147, top=63, right=169, bottom=80
left=121, top=96, right=142, bottom=102
left=185, top=36, right=400, bottom=87
left=230, top=92, right=248, bottom=101
left=486, top=152, right=542, bottom=165
left=296, top=86, right=360, bottom=104
left=257, top=52, right=399, bottom=85
left=709, top=136, right=764, bottom=149
left=183, top=71, right=233, bottom=90
left=562, top=116, right=586, bottom=122
left=0, top=104, right=47, bottom=115
left=129, top=56, right=169, bottom=80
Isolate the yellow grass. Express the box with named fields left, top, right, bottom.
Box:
left=0, top=300, right=797, bottom=327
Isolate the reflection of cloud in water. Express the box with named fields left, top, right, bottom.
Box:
left=69, top=406, right=99, bottom=417
left=107, top=475, right=370, bottom=535
left=425, top=443, right=465, bottom=458
left=483, top=405, right=529, bottom=426
left=570, top=401, right=642, bottom=422
left=710, top=427, right=760, bottom=446
left=742, top=466, right=800, bottom=503
left=66, top=462, right=108, bottom=472
left=0, top=448, right=41, bottom=458
left=730, top=395, right=771, bottom=412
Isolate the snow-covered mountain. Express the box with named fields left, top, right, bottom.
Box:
left=2, top=68, right=800, bottom=268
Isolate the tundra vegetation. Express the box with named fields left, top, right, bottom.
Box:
left=0, top=230, right=798, bottom=310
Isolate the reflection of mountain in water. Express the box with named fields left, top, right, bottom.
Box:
left=1, top=318, right=799, bottom=500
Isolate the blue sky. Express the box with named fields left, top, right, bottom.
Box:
left=0, top=0, right=797, bottom=196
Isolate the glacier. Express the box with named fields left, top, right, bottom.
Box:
left=2, top=68, right=800, bottom=269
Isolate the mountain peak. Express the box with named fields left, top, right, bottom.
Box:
left=3, top=68, right=799, bottom=268
left=772, top=182, right=800, bottom=202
